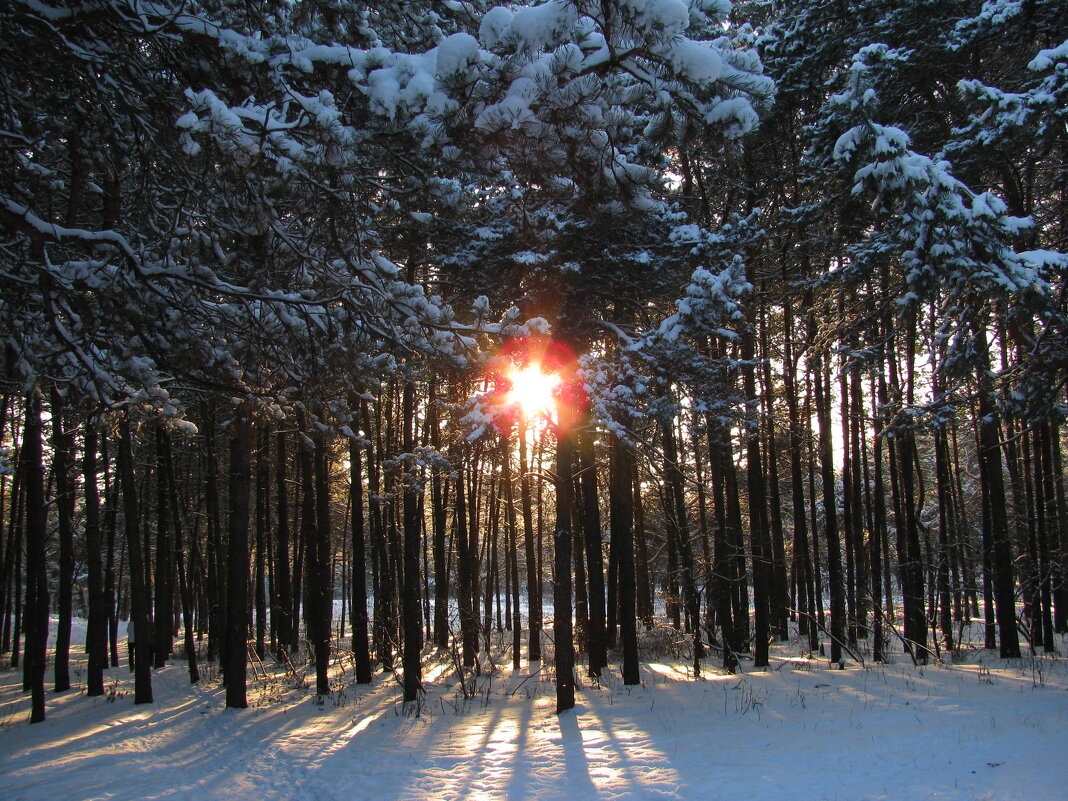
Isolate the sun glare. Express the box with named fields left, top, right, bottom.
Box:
left=506, top=364, right=560, bottom=419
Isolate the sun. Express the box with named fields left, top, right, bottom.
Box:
left=506, top=363, right=561, bottom=419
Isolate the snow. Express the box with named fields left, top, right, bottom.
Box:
left=1028, top=39, right=1068, bottom=71
left=3, top=619, right=1067, bottom=801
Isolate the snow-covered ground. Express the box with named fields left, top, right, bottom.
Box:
left=2, top=620, right=1067, bottom=801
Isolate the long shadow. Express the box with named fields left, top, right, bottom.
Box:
left=555, top=709, right=598, bottom=799
left=584, top=692, right=685, bottom=797
left=504, top=690, right=535, bottom=801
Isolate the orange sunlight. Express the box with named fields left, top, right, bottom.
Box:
left=505, top=363, right=560, bottom=420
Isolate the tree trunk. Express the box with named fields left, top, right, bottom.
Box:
left=813, top=349, right=846, bottom=665
left=631, top=455, right=653, bottom=627
left=153, top=425, right=174, bottom=668
left=254, top=428, right=269, bottom=660
left=348, top=402, right=373, bottom=683
left=976, top=331, right=1020, bottom=658
left=519, top=419, right=542, bottom=660
left=203, top=415, right=224, bottom=665
left=274, top=431, right=294, bottom=658
left=554, top=419, right=577, bottom=714
left=118, top=416, right=153, bottom=704
left=225, top=409, right=254, bottom=709
left=401, top=380, right=423, bottom=703
left=84, top=423, right=107, bottom=695
left=610, top=433, right=640, bottom=685
left=22, top=392, right=49, bottom=722
left=498, top=437, right=520, bottom=669
left=303, top=414, right=334, bottom=697
left=50, top=389, right=75, bottom=692
left=578, top=427, right=607, bottom=676
left=455, top=457, right=477, bottom=668
left=162, top=427, right=199, bottom=684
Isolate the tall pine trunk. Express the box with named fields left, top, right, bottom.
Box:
left=22, top=392, right=49, bottom=722
left=50, top=389, right=75, bottom=692
left=225, top=410, right=253, bottom=708
left=578, top=428, right=607, bottom=676
left=610, top=433, right=640, bottom=685
left=401, top=380, right=423, bottom=703
left=84, top=423, right=107, bottom=695
left=348, top=402, right=373, bottom=683
left=118, top=416, right=152, bottom=704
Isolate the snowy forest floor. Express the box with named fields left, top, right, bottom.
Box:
left=2, top=620, right=1067, bottom=801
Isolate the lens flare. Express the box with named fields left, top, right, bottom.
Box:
left=505, top=364, right=560, bottom=419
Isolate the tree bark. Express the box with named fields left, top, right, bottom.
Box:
left=22, top=391, right=49, bottom=722
left=225, top=409, right=254, bottom=708
left=610, top=433, right=640, bottom=685
left=348, top=402, right=373, bottom=683
left=554, top=419, right=577, bottom=714
left=118, top=416, right=153, bottom=704
left=519, top=419, right=542, bottom=660
left=50, top=389, right=75, bottom=692
left=401, top=379, right=423, bottom=703
left=153, top=424, right=174, bottom=668
left=84, top=423, right=107, bottom=695
left=578, top=427, right=607, bottom=676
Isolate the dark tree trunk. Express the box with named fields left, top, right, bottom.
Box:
left=203, top=415, right=224, bottom=665
left=428, top=382, right=450, bottom=651
left=455, top=457, right=478, bottom=668
left=519, top=420, right=542, bottom=660
left=578, top=428, right=607, bottom=676
left=349, top=402, right=373, bottom=684
left=870, top=369, right=890, bottom=662
left=759, top=312, right=790, bottom=640
left=102, top=434, right=120, bottom=667
left=84, top=423, right=107, bottom=695
left=118, top=416, right=153, bottom=704
left=572, top=472, right=588, bottom=652
left=890, top=319, right=928, bottom=664
left=976, top=331, right=1020, bottom=658
left=153, top=425, right=174, bottom=668
left=708, top=419, right=737, bottom=671
left=275, top=431, right=294, bottom=658
left=783, top=304, right=816, bottom=653
left=661, top=415, right=703, bottom=669
left=401, top=380, right=423, bottom=703
left=934, top=424, right=956, bottom=654
left=162, top=428, right=199, bottom=684
left=0, top=454, right=14, bottom=658
left=724, top=442, right=750, bottom=650
left=742, top=325, right=771, bottom=669
left=1036, top=424, right=1056, bottom=650
left=303, top=414, right=334, bottom=697
left=554, top=420, right=577, bottom=714
left=364, top=401, right=393, bottom=669
left=610, top=433, right=640, bottom=685
left=50, top=389, right=75, bottom=692
left=255, top=428, right=269, bottom=660
left=848, top=366, right=868, bottom=643
left=11, top=474, right=23, bottom=670
left=631, top=456, right=653, bottom=627
left=813, top=350, right=846, bottom=665
left=22, top=392, right=49, bottom=722
left=899, top=430, right=929, bottom=662
left=1051, top=427, right=1068, bottom=634
left=837, top=361, right=858, bottom=649
left=0, top=396, right=9, bottom=657
left=501, top=437, right=523, bottom=670
left=225, top=410, right=254, bottom=709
